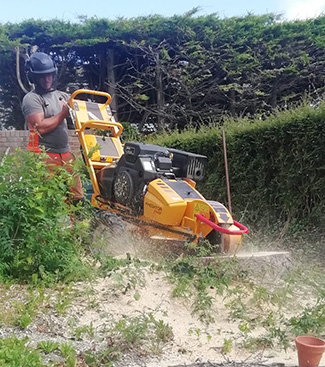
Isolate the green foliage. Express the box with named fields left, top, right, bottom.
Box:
left=58, top=342, right=76, bottom=359
left=57, top=342, right=76, bottom=367
left=112, top=313, right=173, bottom=354
left=74, top=323, right=94, bottom=340
left=0, top=336, right=45, bottom=367
left=87, top=143, right=101, bottom=159
left=0, top=286, right=46, bottom=328
left=1, top=13, right=325, bottom=130
left=18, top=313, right=32, bottom=329
left=121, top=122, right=141, bottom=142
left=243, top=325, right=288, bottom=351
left=288, top=298, right=325, bottom=335
left=95, top=255, right=130, bottom=275
left=168, top=250, right=246, bottom=323
left=55, top=284, right=74, bottom=315
left=84, top=347, right=121, bottom=367
left=222, top=338, right=233, bottom=354
left=267, top=327, right=290, bottom=351
left=0, top=149, right=90, bottom=284
left=37, top=340, right=59, bottom=354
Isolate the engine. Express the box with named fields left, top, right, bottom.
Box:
left=96, top=142, right=207, bottom=211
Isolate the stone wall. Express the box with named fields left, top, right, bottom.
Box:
left=0, top=130, right=81, bottom=156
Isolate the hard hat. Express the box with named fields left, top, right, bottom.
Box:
left=25, top=52, right=57, bottom=84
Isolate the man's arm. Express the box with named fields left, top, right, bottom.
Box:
left=26, top=104, right=69, bottom=135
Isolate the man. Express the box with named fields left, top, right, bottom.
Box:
left=22, top=52, right=84, bottom=205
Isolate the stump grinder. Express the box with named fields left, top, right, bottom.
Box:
left=68, top=89, right=248, bottom=254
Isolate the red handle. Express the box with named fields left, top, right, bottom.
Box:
left=195, top=213, right=249, bottom=235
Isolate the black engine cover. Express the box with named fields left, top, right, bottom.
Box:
left=96, top=142, right=207, bottom=210
left=97, top=142, right=171, bottom=204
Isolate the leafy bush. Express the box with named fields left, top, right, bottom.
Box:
left=121, top=122, right=141, bottom=142
left=0, top=149, right=89, bottom=284
left=0, top=336, right=45, bottom=367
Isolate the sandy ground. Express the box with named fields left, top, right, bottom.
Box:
left=85, top=226, right=322, bottom=367
left=85, top=270, right=301, bottom=367
left=0, top=226, right=323, bottom=367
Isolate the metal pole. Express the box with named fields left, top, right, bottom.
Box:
left=222, top=130, right=232, bottom=215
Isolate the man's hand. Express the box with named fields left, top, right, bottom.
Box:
left=60, top=102, right=70, bottom=119
left=27, top=104, right=69, bottom=135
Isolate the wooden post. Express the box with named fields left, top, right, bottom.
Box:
left=107, top=48, right=118, bottom=121
left=222, top=130, right=232, bottom=215
left=155, top=53, right=165, bottom=132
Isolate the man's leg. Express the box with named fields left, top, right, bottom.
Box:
left=59, top=152, right=84, bottom=202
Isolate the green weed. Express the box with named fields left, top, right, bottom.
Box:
left=0, top=336, right=45, bottom=366
left=192, top=291, right=214, bottom=323
left=84, top=347, right=122, bottom=367
left=112, top=313, right=173, bottom=355
left=58, top=342, right=76, bottom=359
left=222, top=338, right=233, bottom=354
left=108, top=260, right=147, bottom=294
left=243, top=335, right=274, bottom=351
left=37, top=340, right=59, bottom=354
left=168, top=254, right=246, bottom=323
left=95, top=255, right=129, bottom=274
left=188, top=327, right=212, bottom=342
left=18, top=313, right=32, bottom=329
left=56, top=284, right=74, bottom=316
left=188, top=327, right=201, bottom=338
left=85, top=286, right=99, bottom=309
left=12, top=288, right=45, bottom=329
left=226, top=297, right=247, bottom=320
left=65, top=354, right=77, bottom=367
left=74, top=322, right=95, bottom=340
left=268, top=326, right=290, bottom=350
left=287, top=298, right=325, bottom=336
left=153, top=316, right=174, bottom=343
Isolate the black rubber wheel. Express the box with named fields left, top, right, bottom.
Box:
left=130, top=184, right=146, bottom=214
left=113, top=170, right=134, bottom=206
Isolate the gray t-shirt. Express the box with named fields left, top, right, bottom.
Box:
left=22, top=89, right=70, bottom=153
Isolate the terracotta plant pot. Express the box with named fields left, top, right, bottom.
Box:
left=295, top=336, right=325, bottom=367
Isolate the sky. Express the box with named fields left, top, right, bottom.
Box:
left=0, top=0, right=324, bottom=23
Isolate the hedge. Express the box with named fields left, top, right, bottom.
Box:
left=148, top=103, right=325, bottom=226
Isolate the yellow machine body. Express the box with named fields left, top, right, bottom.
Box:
left=68, top=89, right=247, bottom=253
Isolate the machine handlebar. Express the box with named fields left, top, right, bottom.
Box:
left=195, top=213, right=249, bottom=235
left=69, top=89, right=112, bottom=107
